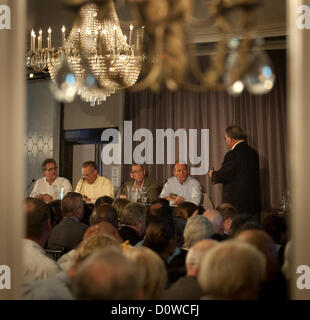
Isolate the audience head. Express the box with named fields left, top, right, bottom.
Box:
left=148, top=201, right=173, bottom=224
left=24, top=198, right=51, bottom=246
left=89, top=204, right=118, bottom=228
left=130, top=164, right=146, bottom=184
left=203, top=209, right=224, bottom=235
left=216, top=203, right=238, bottom=235
left=173, top=217, right=186, bottom=248
left=173, top=162, right=189, bottom=184
left=185, top=239, right=218, bottom=277
left=61, top=192, right=84, bottom=221
left=112, top=198, right=130, bottom=222
left=174, top=201, right=198, bottom=221
left=41, top=158, right=58, bottom=183
left=83, top=221, right=122, bottom=243
left=94, top=196, right=114, bottom=207
left=229, top=213, right=257, bottom=238
left=48, top=200, right=63, bottom=227
left=262, top=213, right=287, bottom=245
left=235, top=229, right=279, bottom=281
left=120, top=203, right=146, bottom=236
left=198, top=240, right=266, bottom=300
left=183, top=215, right=214, bottom=249
left=74, top=233, right=121, bottom=268
left=143, top=219, right=175, bottom=261
left=125, top=247, right=168, bottom=299
left=72, top=247, right=142, bottom=300
left=82, top=161, right=98, bottom=184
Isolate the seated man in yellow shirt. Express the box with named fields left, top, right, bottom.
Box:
left=75, top=161, right=114, bottom=203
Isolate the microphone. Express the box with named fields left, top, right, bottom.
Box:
left=115, top=182, right=124, bottom=198
left=25, top=178, right=36, bottom=197
left=79, top=177, right=85, bottom=193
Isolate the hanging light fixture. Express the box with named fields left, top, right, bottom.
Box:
left=26, top=0, right=275, bottom=102
left=49, top=1, right=143, bottom=105
left=27, top=1, right=143, bottom=106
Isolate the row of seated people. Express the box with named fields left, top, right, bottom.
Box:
left=23, top=192, right=289, bottom=300
left=29, top=159, right=208, bottom=207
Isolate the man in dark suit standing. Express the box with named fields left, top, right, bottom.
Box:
left=208, top=125, right=261, bottom=216
left=47, top=192, right=89, bottom=253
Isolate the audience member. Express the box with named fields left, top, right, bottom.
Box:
left=235, top=229, right=288, bottom=300
left=57, top=221, right=122, bottom=272
left=229, top=213, right=257, bottom=238
left=203, top=209, right=224, bottom=241
left=112, top=198, right=130, bottom=223
left=89, top=204, right=118, bottom=227
left=164, top=239, right=217, bottom=300
left=147, top=201, right=174, bottom=225
left=198, top=240, right=266, bottom=300
left=23, top=198, right=59, bottom=283
left=119, top=164, right=161, bottom=203
left=119, top=203, right=146, bottom=246
left=160, top=162, right=202, bottom=206
left=143, top=219, right=175, bottom=264
left=173, top=217, right=186, bottom=248
left=75, top=161, right=114, bottom=203
left=262, top=213, right=287, bottom=247
left=48, top=200, right=63, bottom=227
left=24, top=233, right=121, bottom=299
left=30, top=158, right=72, bottom=203
left=174, top=201, right=198, bottom=221
left=72, top=247, right=142, bottom=300
left=216, top=203, right=238, bottom=239
left=125, top=247, right=168, bottom=299
left=47, top=192, right=88, bottom=253
left=183, top=215, right=214, bottom=249
left=94, top=195, right=114, bottom=207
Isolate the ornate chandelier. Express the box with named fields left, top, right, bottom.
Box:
left=26, top=0, right=276, bottom=104
left=27, top=1, right=143, bottom=106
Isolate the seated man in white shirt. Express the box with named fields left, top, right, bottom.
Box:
left=75, top=161, right=114, bottom=203
left=30, top=158, right=72, bottom=203
left=160, top=162, right=202, bottom=206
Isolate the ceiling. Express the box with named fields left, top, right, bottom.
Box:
left=26, top=0, right=286, bottom=49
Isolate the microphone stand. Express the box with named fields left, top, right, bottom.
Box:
left=79, top=177, right=85, bottom=194
left=25, top=179, right=36, bottom=197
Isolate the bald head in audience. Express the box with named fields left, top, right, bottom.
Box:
left=203, top=209, right=224, bottom=235
left=186, top=239, right=218, bottom=277
left=83, top=221, right=123, bottom=242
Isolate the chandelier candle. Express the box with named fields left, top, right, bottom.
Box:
left=48, top=27, right=52, bottom=49
left=38, top=29, right=42, bottom=50
left=129, top=24, right=133, bottom=46
left=62, top=26, right=66, bottom=47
